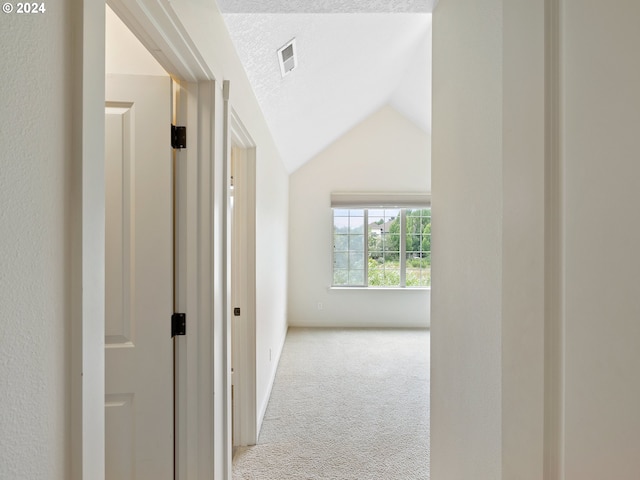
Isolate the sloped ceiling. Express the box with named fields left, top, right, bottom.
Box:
left=219, top=1, right=433, bottom=172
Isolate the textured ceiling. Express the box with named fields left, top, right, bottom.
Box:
left=220, top=6, right=432, bottom=172
left=218, top=0, right=437, bottom=13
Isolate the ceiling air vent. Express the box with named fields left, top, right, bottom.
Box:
left=277, top=38, right=297, bottom=77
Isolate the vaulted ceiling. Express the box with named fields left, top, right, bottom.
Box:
left=218, top=1, right=434, bottom=172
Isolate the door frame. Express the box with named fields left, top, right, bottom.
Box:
left=229, top=109, right=258, bottom=447
left=72, top=1, right=224, bottom=479
left=104, top=72, right=175, bottom=479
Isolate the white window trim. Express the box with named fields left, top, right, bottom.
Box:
left=331, top=199, right=431, bottom=289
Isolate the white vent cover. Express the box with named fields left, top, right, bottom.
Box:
left=277, top=38, right=297, bottom=77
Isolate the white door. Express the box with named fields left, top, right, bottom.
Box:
left=105, top=74, right=174, bottom=480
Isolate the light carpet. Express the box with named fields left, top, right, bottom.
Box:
left=232, top=327, right=430, bottom=479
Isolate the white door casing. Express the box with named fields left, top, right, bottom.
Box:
left=229, top=111, right=258, bottom=448
left=75, top=2, right=219, bottom=479
left=105, top=73, right=173, bottom=480
left=230, top=145, right=242, bottom=450
left=230, top=146, right=243, bottom=448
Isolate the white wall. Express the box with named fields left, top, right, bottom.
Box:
left=562, top=2, right=640, bottom=477
left=433, top=0, right=640, bottom=478
left=501, top=1, right=545, bottom=477
left=0, top=4, right=73, bottom=479
left=288, top=106, right=430, bottom=328
left=432, top=1, right=548, bottom=478
left=431, top=1, right=503, bottom=478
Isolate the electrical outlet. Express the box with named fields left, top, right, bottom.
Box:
left=317, top=302, right=323, bottom=310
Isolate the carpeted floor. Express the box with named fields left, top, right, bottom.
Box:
left=232, top=327, right=430, bottom=479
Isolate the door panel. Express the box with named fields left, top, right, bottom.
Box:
left=105, top=394, right=134, bottom=480
left=105, top=105, right=134, bottom=347
left=105, top=74, right=173, bottom=480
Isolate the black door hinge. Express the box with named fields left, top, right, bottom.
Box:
left=171, top=125, right=186, bottom=149
left=171, top=313, right=186, bottom=337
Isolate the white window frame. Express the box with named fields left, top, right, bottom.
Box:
left=330, top=193, right=431, bottom=289
left=331, top=208, right=368, bottom=287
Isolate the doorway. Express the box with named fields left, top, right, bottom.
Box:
left=104, top=6, right=175, bottom=478
left=79, top=2, right=288, bottom=479
left=229, top=112, right=258, bottom=451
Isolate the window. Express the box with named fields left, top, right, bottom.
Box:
left=332, top=209, right=366, bottom=286
left=332, top=201, right=431, bottom=288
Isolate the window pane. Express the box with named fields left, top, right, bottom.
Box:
left=384, top=208, right=400, bottom=219
left=349, top=269, right=364, bottom=285
left=350, top=251, right=364, bottom=269
left=369, top=250, right=383, bottom=260
left=384, top=268, right=401, bottom=286
left=371, top=267, right=400, bottom=287
left=332, top=208, right=366, bottom=287
left=369, top=224, right=384, bottom=236
left=333, top=216, right=349, bottom=233
left=334, top=252, right=348, bottom=269
left=349, top=234, right=364, bottom=251
left=381, top=232, right=393, bottom=249
left=386, top=233, right=400, bottom=261
left=406, top=247, right=431, bottom=287
left=369, top=253, right=400, bottom=287
left=334, top=234, right=348, bottom=251
left=350, top=216, right=364, bottom=234
left=333, top=269, right=348, bottom=286
left=411, top=209, right=431, bottom=287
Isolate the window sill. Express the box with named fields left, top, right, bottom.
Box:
left=329, top=286, right=430, bottom=291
